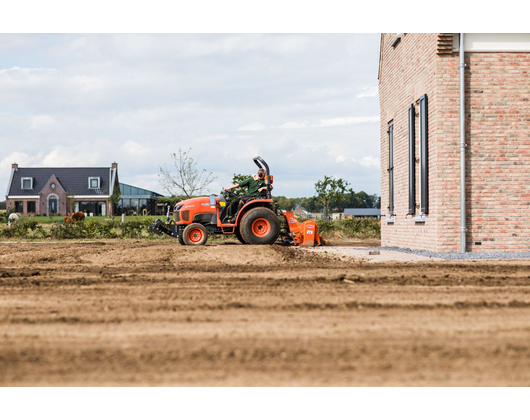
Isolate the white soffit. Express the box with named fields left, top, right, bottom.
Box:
left=453, top=33, right=530, bottom=52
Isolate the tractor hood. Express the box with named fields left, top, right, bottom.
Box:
left=174, top=196, right=212, bottom=212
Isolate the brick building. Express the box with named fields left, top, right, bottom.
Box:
left=6, top=163, right=120, bottom=216
left=379, top=33, right=530, bottom=252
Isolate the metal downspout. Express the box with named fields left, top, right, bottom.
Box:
left=459, top=33, right=466, bottom=253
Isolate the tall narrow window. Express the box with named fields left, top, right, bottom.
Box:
left=388, top=121, right=394, bottom=216
left=419, top=94, right=428, bottom=214
left=408, top=104, right=415, bottom=215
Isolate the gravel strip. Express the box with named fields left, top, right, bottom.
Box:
left=355, top=246, right=530, bottom=260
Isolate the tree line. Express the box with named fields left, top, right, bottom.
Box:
left=159, top=171, right=379, bottom=215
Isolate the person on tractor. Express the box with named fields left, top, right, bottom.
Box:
left=223, top=168, right=270, bottom=221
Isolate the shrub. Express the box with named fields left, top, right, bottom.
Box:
left=340, top=218, right=381, bottom=238
left=50, top=222, right=84, bottom=239
left=121, top=220, right=150, bottom=238
left=0, top=220, right=46, bottom=239
left=316, top=219, right=335, bottom=234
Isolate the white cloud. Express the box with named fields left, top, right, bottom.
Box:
left=353, top=156, right=380, bottom=168
left=237, top=122, right=266, bottom=131
left=42, top=147, right=101, bottom=167
left=0, top=66, right=60, bottom=86
left=123, top=140, right=151, bottom=156
left=70, top=75, right=104, bottom=92
left=29, top=115, right=55, bottom=130
left=311, top=116, right=380, bottom=127
left=356, top=86, right=378, bottom=98
left=277, top=121, right=307, bottom=129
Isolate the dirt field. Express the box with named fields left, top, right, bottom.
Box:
left=1, top=239, right=530, bottom=386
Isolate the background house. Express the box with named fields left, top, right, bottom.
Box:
left=293, top=204, right=312, bottom=219
left=5, top=163, right=119, bottom=216
left=379, top=33, right=530, bottom=252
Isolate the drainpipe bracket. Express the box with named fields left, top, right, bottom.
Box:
left=460, top=227, right=468, bottom=232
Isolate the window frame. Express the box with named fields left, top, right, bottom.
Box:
left=21, top=177, right=33, bottom=190
left=88, top=177, right=100, bottom=189
left=27, top=201, right=36, bottom=213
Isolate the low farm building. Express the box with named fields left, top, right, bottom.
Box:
left=379, top=33, right=530, bottom=252
left=344, top=208, right=381, bottom=219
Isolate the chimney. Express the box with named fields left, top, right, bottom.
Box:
left=111, top=162, right=117, bottom=169
left=12, top=163, right=18, bottom=170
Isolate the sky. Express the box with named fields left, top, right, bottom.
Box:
left=0, top=34, right=381, bottom=199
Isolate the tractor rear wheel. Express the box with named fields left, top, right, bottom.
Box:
left=240, top=207, right=280, bottom=245
left=182, top=223, right=208, bottom=246
left=178, top=236, right=185, bottom=245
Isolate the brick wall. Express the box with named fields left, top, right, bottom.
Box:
left=464, top=52, right=530, bottom=251
left=39, top=177, right=67, bottom=216
left=379, top=33, right=441, bottom=251
left=380, top=33, right=530, bottom=252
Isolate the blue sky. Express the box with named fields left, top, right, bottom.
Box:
left=1, top=33, right=381, bottom=198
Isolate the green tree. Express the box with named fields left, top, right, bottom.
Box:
left=275, top=196, right=294, bottom=211
left=158, top=195, right=182, bottom=207
left=313, top=176, right=350, bottom=218
left=107, top=186, right=121, bottom=216
left=159, top=148, right=217, bottom=198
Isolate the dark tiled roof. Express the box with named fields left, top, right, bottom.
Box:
left=8, top=167, right=113, bottom=196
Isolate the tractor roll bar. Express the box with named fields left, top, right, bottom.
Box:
left=253, top=156, right=270, bottom=177
left=253, top=156, right=272, bottom=199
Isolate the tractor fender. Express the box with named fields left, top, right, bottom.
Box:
left=235, top=199, right=275, bottom=226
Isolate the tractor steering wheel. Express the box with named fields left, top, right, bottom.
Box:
left=223, top=189, right=238, bottom=199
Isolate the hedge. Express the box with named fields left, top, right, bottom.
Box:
left=0, top=219, right=158, bottom=240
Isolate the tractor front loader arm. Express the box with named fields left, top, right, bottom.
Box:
left=148, top=218, right=173, bottom=237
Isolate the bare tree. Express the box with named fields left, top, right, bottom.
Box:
left=159, top=148, right=217, bottom=198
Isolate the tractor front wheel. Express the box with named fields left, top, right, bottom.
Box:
left=182, top=223, right=208, bottom=246
left=240, top=207, right=280, bottom=245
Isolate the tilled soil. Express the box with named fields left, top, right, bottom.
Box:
left=1, top=240, right=530, bottom=386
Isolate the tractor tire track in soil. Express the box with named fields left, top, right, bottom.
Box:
left=1, top=240, right=530, bottom=386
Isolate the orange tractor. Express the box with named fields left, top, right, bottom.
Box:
left=149, top=156, right=327, bottom=246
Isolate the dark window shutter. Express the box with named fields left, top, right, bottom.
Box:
left=420, top=94, right=428, bottom=214
left=388, top=121, right=394, bottom=215
left=408, top=104, right=415, bottom=215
